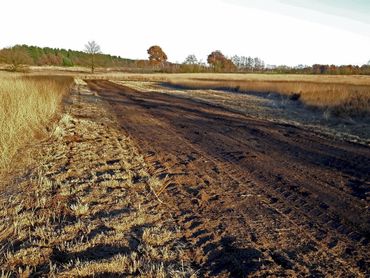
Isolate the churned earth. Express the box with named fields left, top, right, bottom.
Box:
left=87, top=80, right=369, bottom=277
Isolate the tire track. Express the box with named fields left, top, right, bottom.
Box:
left=87, top=80, right=369, bottom=277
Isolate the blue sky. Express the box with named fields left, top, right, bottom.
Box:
left=0, top=0, right=369, bottom=66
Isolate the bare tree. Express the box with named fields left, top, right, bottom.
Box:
left=183, top=54, right=198, bottom=65
left=84, top=41, right=101, bottom=73
left=231, top=55, right=241, bottom=69
left=182, top=54, right=202, bottom=72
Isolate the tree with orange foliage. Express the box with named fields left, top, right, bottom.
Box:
left=147, top=45, right=168, bottom=67
left=207, top=50, right=236, bottom=72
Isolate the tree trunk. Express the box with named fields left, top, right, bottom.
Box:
left=91, top=54, right=95, bottom=74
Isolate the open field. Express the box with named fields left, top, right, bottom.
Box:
left=36, top=69, right=370, bottom=117
left=22, top=67, right=370, bottom=85
left=165, top=78, right=370, bottom=117
left=0, top=73, right=72, bottom=170
left=0, top=72, right=369, bottom=276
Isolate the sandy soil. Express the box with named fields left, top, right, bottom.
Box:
left=86, top=80, right=369, bottom=277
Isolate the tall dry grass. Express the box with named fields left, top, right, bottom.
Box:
left=166, top=78, right=370, bottom=117
left=0, top=74, right=72, bottom=170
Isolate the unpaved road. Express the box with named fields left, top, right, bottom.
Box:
left=87, top=80, right=370, bottom=277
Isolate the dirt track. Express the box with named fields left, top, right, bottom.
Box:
left=87, top=80, right=369, bottom=277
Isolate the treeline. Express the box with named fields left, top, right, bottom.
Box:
left=266, top=64, right=370, bottom=75
left=1, top=44, right=369, bottom=75
left=141, top=48, right=370, bottom=75
left=0, top=44, right=135, bottom=70
left=310, top=64, right=370, bottom=75
left=178, top=52, right=265, bottom=73
left=178, top=54, right=370, bottom=75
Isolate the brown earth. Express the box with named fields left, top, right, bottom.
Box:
left=86, top=80, right=370, bottom=277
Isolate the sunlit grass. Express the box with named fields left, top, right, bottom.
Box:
left=0, top=74, right=72, bottom=169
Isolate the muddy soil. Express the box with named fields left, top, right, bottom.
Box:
left=115, top=80, right=370, bottom=145
left=87, top=80, right=369, bottom=277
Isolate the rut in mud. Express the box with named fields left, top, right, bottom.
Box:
left=87, top=80, right=370, bottom=277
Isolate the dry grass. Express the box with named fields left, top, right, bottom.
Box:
left=165, top=78, right=370, bottom=117
left=0, top=80, right=196, bottom=277
left=0, top=73, right=72, bottom=170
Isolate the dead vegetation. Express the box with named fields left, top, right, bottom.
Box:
left=0, top=73, right=72, bottom=170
